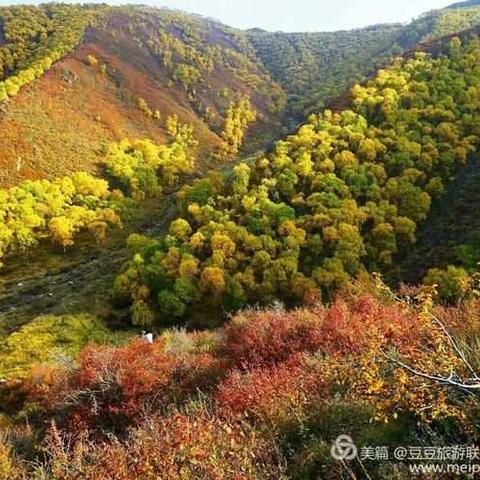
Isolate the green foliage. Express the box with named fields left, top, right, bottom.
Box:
left=115, top=36, right=480, bottom=325
left=395, top=152, right=480, bottom=283
left=248, top=24, right=404, bottom=120
left=176, top=171, right=224, bottom=214
left=247, top=4, right=480, bottom=120
left=0, top=4, right=103, bottom=100
left=423, top=265, right=472, bottom=303
left=428, top=7, right=480, bottom=39
left=114, top=6, right=286, bottom=122
left=0, top=314, right=111, bottom=379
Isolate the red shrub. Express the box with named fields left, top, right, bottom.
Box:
left=216, top=354, right=331, bottom=427
left=33, top=339, right=227, bottom=432
left=223, top=307, right=326, bottom=368
left=434, top=299, right=480, bottom=337
left=319, top=296, right=421, bottom=355
left=25, top=293, right=445, bottom=443
left=222, top=296, right=422, bottom=368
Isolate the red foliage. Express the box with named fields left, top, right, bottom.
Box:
left=18, top=290, right=465, bottom=466
left=434, top=299, right=480, bottom=337
left=33, top=339, right=226, bottom=433
left=216, top=354, right=330, bottom=426
left=222, top=296, right=421, bottom=369
left=318, top=296, right=421, bottom=355
left=222, top=307, right=325, bottom=368
left=44, top=411, right=284, bottom=480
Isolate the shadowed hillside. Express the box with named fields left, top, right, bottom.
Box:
left=248, top=4, right=480, bottom=119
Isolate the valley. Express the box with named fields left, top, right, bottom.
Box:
left=0, top=2, right=480, bottom=479
left=0, top=150, right=259, bottom=335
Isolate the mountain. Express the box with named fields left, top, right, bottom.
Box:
left=0, top=5, right=285, bottom=186
left=2, top=2, right=480, bottom=186
left=448, top=0, right=480, bottom=8
left=1, top=3, right=480, bottom=479
left=247, top=3, right=480, bottom=119
left=112, top=28, right=480, bottom=327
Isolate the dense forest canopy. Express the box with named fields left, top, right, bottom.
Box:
left=113, top=35, right=480, bottom=327
left=0, top=4, right=103, bottom=100
left=0, top=0, right=479, bottom=333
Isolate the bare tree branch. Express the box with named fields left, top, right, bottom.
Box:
left=379, top=348, right=480, bottom=394
left=426, top=311, right=479, bottom=380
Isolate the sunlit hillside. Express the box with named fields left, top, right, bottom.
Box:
left=1, top=2, right=480, bottom=479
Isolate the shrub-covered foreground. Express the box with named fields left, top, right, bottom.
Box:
left=1, top=279, right=480, bottom=478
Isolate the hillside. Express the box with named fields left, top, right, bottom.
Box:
left=1, top=3, right=480, bottom=479
left=248, top=4, right=480, bottom=119
left=3, top=3, right=480, bottom=185
left=110, top=32, right=480, bottom=328
left=1, top=281, right=480, bottom=479
left=394, top=153, right=480, bottom=283
left=0, top=0, right=479, bottom=358
left=0, top=6, right=285, bottom=186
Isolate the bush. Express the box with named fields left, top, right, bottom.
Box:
left=423, top=265, right=472, bottom=303
left=41, top=409, right=284, bottom=480
left=0, top=314, right=111, bottom=380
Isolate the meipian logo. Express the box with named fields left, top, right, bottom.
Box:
left=331, top=434, right=358, bottom=460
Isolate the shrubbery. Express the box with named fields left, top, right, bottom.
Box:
left=3, top=281, right=480, bottom=478
left=103, top=130, right=197, bottom=200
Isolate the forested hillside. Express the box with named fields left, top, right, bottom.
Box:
left=1, top=2, right=480, bottom=479
left=114, top=34, right=480, bottom=327
left=248, top=4, right=480, bottom=119
left=0, top=5, right=285, bottom=186
left=3, top=2, right=480, bottom=185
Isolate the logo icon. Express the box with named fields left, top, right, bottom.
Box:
left=331, top=434, right=358, bottom=460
